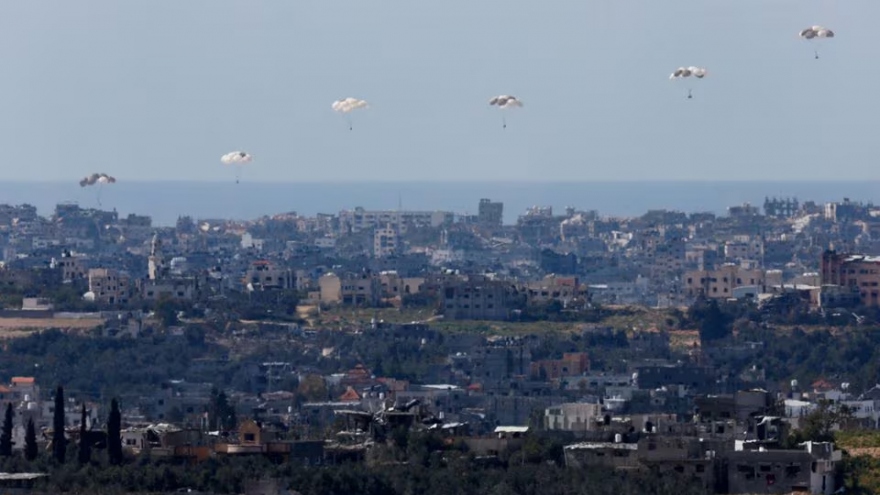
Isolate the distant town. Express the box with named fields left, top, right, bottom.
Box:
left=1, top=195, right=880, bottom=494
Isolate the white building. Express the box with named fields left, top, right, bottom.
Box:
left=338, top=207, right=453, bottom=233
left=544, top=402, right=603, bottom=432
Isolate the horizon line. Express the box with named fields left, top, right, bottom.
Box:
left=1, top=179, right=878, bottom=184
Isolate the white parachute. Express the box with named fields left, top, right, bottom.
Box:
left=669, top=67, right=708, bottom=99
left=221, top=151, right=253, bottom=184
left=799, top=26, right=835, bottom=59
left=488, top=95, right=523, bottom=129
left=331, top=97, right=369, bottom=130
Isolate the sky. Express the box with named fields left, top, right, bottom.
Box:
left=0, top=0, right=876, bottom=183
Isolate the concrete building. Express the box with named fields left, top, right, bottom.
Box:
left=442, top=277, right=515, bottom=321
left=56, top=251, right=87, bottom=282
left=244, top=260, right=296, bottom=290
left=319, top=272, right=380, bottom=306
left=821, top=250, right=880, bottom=307
left=338, top=207, right=453, bottom=233
left=544, top=402, right=603, bottom=433
left=530, top=352, right=590, bottom=381
left=141, top=279, right=197, bottom=301
left=378, top=271, right=424, bottom=299
left=524, top=275, right=587, bottom=306
left=88, top=268, right=132, bottom=305
left=373, top=224, right=400, bottom=258
left=477, top=198, right=503, bottom=229
left=683, top=264, right=778, bottom=300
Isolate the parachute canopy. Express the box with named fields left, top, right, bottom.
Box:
left=221, top=151, right=253, bottom=165
left=331, top=97, right=369, bottom=114
left=799, top=26, right=835, bottom=40
left=79, top=173, right=116, bottom=187
left=669, top=67, right=708, bottom=80
left=489, top=95, right=524, bottom=109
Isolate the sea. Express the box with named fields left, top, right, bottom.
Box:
left=0, top=181, right=877, bottom=227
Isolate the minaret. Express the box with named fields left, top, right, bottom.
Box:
left=148, top=232, right=165, bottom=281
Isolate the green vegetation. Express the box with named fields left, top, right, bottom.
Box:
left=107, top=399, right=122, bottom=466
left=834, top=430, right=880, bottom=495
left=0, top=329, right=223, bottom=398
left=53, top=385, right=66, bottom=464
left=0, top=431, right=708, bottom=495
left=837, top=430, right=880, bottom=451
left=0, top=403, right=12, bottom=457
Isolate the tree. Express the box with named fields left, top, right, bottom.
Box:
left=796, top=399, right=854, bottom=443
left=154, top=294, right=179, bottom=328
left=52, top=385, right=66, bottom=463
left=691, top=297, right=731, bottom=342
left=296, top=375, right=328, bottom=402
left=0, top=403, right=13, bottom=456
left=78, top=404, right=90, bottom=464
left=24, top=419, right=38, bottom=461
left=107, top=398, right=123, bottom=465
left=208, top=389, right=237, bottom=431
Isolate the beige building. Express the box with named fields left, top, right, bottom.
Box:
left=378, top=271, right=424, bottom=299
left=88, top=268, right=132, bottom=304
left=683, top=264, right=775, bottom=299
left=821, top=251, right=880, bottom=306
left=319, top=272, right=380, bottom=306
left=524, top=275, right=588, bottom=306
left=373, top=224, right=400, bottom=258
left=723, top=237, right=763, bottom=262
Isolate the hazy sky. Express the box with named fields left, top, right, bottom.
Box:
left=1, top=0, right=876, bottom=183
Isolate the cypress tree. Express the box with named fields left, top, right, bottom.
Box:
left=0, top=402, right=13, bottom=456
left=107, top=398, right=122, bottom=465
left=24, top=419, right=37, bottom=461
left=52, top=385, right=66, bottom=463
left=78, top=404, right=90, bottom=464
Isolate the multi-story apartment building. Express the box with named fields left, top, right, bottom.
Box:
left=683, top=264, right=779, bottom=300
left=338, top=207, right=453, bottom=234
left=821, top=250, right=880, bottom=306
left=244, top=260, right=296, bottom=290
left=88, top=268, right=132, bottom=304
left=319, top=272, right=381, bottom=306
left=373, top=224, right=400, bottom=258
left=477, top=198, right=504, bottom=229
left=442, top=276, right=515, bottom=320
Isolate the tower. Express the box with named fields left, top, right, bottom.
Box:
left=148, top=232, right=166, bottom=281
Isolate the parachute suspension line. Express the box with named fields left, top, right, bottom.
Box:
left=502, top=114, right=507, bottom=130
left=687, top=88, right=693, bottom=100
left=346, top=115, right=353, bottom=131
left=96, top=187, right=103, bottom=208
left=814, top=49, right=819, bottom=60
